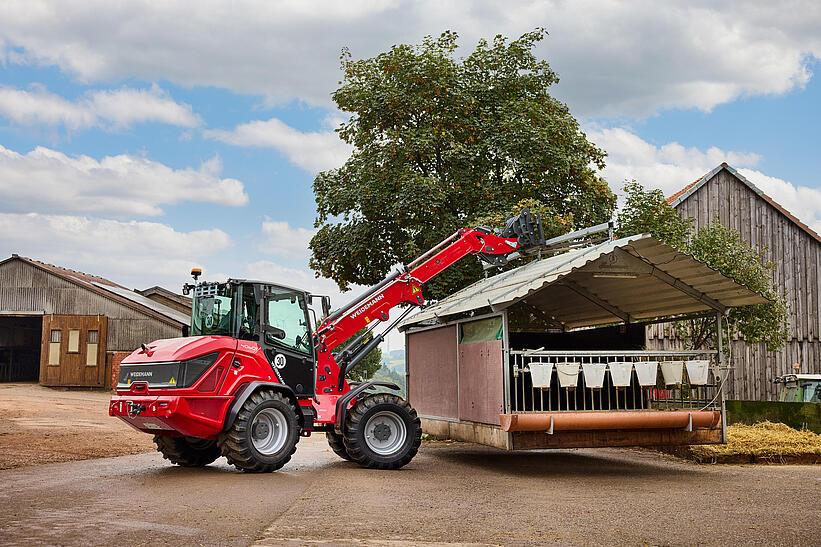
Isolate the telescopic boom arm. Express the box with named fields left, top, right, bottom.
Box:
left=314, top=210, right=545, bottom=378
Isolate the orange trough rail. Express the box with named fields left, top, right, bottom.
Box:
left=499, top=410, right=721, bottom=432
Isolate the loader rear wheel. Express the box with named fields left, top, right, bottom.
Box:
left=153, top=435, right=221, bottom=467
left=343, top=393, right=421, bottom=469
left=219, top=390, right=300, bottom=473
left=325, top=430, right=352, bottom=461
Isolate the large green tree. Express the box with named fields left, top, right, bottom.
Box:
left=617, top=181, right=788, bottom=351
left=310, top=30, right=615, bottom=300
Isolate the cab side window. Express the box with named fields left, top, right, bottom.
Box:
left=266, top=296, right=310, bottom=355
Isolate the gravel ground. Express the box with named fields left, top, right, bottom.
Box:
left=0, top=384, right=818, bottom=546
left=0, top=383, right=153, bottom=469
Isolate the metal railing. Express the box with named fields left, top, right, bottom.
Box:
left=509, top=349, right=721, bottom=413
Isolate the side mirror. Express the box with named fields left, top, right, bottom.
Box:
left=264, top=328, right=286, bottom=345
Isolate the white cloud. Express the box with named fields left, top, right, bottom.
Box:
left=0, top=84, right=200, bottom=131
left=738, top=169, right=821, bottom=234
left=206, top=117, right=352, bottom=173
left=245, top=260, right=345, bottom=299
left=0, top=1, right=819, bottom=116
left=589, top=126, right=821, bottom=233
left=259, top=220, right=315, bottom=259
left=0, top=145, right=248, bottom=216
left=0, top=213, right=231, bottom=289
left=589, top=126, right=761, bottom=197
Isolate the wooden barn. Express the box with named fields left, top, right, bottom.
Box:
left=647, top=163, right=821, bottom=400
left=0, top=255, right=188, bottom=388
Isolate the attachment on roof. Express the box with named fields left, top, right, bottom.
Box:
left=499, top=209, right=546, bottom=250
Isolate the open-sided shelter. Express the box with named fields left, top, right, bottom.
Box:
left=400, top=234, right=768, bottom=450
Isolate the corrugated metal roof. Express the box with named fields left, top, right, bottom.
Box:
left=92, top=282, right=190, bottom=325
left=401, top=234, right=769, bottom=330
left=1, top=255, right=187, bottom=327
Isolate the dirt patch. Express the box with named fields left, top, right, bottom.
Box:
left=665, top=421, right=821, bottom=464
left=0, top=383, right=153, bottom=470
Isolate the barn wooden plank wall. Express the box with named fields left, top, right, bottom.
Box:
left=647, top=168, right=821, bottom=400
left=0, top=259, right=181, bottom=351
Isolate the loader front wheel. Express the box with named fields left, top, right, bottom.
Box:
left=326, top=430, right=352, bottom=461
left=153, top=435, right=221, bottom=467
left=343, top=393, right=421, bottom=469
left=219, top=390, right=300, bottom=473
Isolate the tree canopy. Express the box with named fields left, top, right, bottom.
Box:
left=310, top=30, right=615, bottom=300
left=616, top=181, right=788, bottom=351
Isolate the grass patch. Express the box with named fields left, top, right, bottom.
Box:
left=680, top=422, right=821, bottom=464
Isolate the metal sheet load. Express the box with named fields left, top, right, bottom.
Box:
left=499, top=410, right=722, bottom=433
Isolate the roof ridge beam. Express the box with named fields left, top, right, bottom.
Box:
left=558, top=279, right=632, bottom=323
left=613, top=248, right=727, bottom=314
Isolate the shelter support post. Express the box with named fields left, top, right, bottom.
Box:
left=717, top=311, right=727, bottom=443
left=502, top=310, right=512, bottom=413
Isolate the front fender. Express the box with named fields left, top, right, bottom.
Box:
left=334, top=380, right=401, bottom=434
left=223, top=381, right=303, bottom=430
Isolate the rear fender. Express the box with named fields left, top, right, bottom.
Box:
left=223, top=381, right=305, bottom=430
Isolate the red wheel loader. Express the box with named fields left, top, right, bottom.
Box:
left=110, top=211, right=545, bottom=471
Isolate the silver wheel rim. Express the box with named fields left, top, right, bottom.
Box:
left=364, top=410, right=407, bottom=456
left=251, top=408, right=288, bottom=455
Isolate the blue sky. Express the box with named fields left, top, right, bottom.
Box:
left=0, top=1, right=819, bottom=320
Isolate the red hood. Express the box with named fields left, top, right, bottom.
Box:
left=122, top=336, right=238, bottom=364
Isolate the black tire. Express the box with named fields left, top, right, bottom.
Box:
left=325, top=430, right=352, bottom=461
left=343, top=393, right=422, bottom=470
left=153, top=435, right=221, bottom=467
left=218, top=390, right=300, bottom=473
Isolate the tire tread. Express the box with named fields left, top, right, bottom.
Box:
left=342, top=393, right=421, bottom=470
left=218, top=390, right=299, bottom=473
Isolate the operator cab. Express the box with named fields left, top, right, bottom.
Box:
left=186, top=278, right=330, bottom=397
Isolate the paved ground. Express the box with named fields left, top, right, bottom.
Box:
left=1, top=435, right=819, bottom=546
left=0, top=384, right=818, bottom=546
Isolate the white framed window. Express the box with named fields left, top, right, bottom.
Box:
left=86, top=330, right=99, bottom=366
left=48, top=330, right=61, bottom=366
left=67, top=329, right=80, bottom=353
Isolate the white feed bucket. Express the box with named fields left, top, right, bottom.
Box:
left=686, top=360, right=711, bottom=385
left=556, top=362, right=581, bottom=388
left=661, top=360, right=684, bottom=385
left=634, top=361, right=659, bottom=387
left=529, top=361, right=553, bottom=388
left=582, top=362, right=607, bottom=389
left=608, top=362, right=633, bottom=387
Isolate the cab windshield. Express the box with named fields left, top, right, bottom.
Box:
left=191, top=284, right=236, bottom=336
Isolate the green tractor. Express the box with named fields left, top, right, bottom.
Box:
left=774, top=374, right=821, bottom=403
